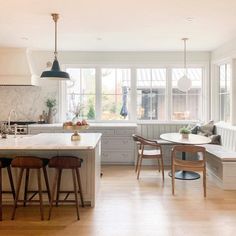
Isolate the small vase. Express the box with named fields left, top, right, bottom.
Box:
left=48, top=107, right=53, bottom=124
left=181, top=133, right=189, bottom=139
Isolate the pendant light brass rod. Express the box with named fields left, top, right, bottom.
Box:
left=51, top=13, right=59, bottom=59
left=182, top=38, right=188, bottom=76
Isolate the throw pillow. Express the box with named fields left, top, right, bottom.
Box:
left=209, top=134, right=221, bottom=145
left=190, top=125, right=199, bottom=134
left=197, top=120, right=214, bottom=137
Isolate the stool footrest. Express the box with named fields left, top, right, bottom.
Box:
left=52, top=200, right=83, bottom=203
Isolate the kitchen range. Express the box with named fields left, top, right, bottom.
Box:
left=0, top=121, right=37, bottom=135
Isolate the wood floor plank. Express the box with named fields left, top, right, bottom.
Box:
left=1, top=165, right=236, bottom=236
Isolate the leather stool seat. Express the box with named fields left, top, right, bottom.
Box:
left=11, top=156, right=51, bottom=220
left=49, top=156, right=83, bottom=169
left=0, top=158, right=13, bottom=168
left=48, top=156, right=84, bottom=220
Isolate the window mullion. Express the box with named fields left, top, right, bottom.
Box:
left=130, top=68, right=137, bottom=121
left=150, top=69, right=153, bottom=120
left=166, top=67, right=172, bottom=121
left=96, top=67, right=102, bottom=121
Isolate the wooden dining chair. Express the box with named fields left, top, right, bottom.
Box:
left=171, top=145, right=206, bottom=197
left=132, top=134, right=164, bottom=180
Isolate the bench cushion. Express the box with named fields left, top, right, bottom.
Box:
left=203, top=144, right=236, bottom=161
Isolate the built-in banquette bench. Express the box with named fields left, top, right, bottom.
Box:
left=204, top=122, right=236, bottom=190
left=137, top=122, right=236, bottom=190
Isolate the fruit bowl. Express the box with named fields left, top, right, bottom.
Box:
left=63, top=121, right=89, bottom=141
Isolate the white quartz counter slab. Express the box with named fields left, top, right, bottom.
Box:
left=0, top=133, right=102, bottom=150
left=28, top=123, right=137, bottom=128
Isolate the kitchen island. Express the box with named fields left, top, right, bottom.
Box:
left=0, top=133, right=102, bottom=207
left=28, top=123, right=137, bottom=164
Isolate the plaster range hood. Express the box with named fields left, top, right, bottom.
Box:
left=0, top=48, right=39, bottom=86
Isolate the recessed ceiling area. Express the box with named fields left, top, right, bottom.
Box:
left=1, top=0, right=236, bottom=51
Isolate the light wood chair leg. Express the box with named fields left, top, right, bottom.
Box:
left=56, top=169, right=62, bottom=206
left=0, top=168, right=2, bottom=221
left=203, top=168, right=206, bottom=198
left=172, top=165, right=175, bottom=196
left=161, top=158, right=164, bottom=181
left=137, top=158, right=143, bottom=180
left=76, top=168, right=84, bottom=207
left=7, top=166, right=15, bottom=200
left=135, top=155, right=140, bottom=173
left=157, top=159, right=161, bottom=172
left=24, top=168, right=29, bottom=207
left=72, top=169, right=80, bottom=220
left=48, top=169, right=59, bottom=220
left=12, top=168, right=24, bottom=220
left=43, top=166, right=51, bottom=202
left=37, top=169, right=44, bottom=220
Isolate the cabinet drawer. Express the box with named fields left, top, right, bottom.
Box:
left=28, top=129, right=55, bottom=134
left=88, top=129, right=115, bottom=136
left=102, top=138, right=134, bottom=150
left=102, top=151, right=134, bottom=163
left=29, top=128, right=55, bottom=134
left=115, top=129, right=135, bottom=136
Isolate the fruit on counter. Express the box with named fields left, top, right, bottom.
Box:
left=76, top=121, right=82, bottom=126
left=63, top=119, right=88, bottom=127
left=63, top=121, right=73, bottom=126
left=82, top=119, right=88, bottom=125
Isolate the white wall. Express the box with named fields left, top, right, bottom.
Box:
left=31, top=50, right=210, bottom=70
left=211, top=37, right=236, bottom=62
left=211, top=37, right=236, bottom=125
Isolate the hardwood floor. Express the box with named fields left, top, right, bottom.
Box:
left=1, top=165, right=236, bottom=236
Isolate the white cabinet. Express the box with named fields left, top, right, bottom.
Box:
left=28, top=123, right=137, bottom=164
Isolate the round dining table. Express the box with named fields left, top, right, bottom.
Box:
left=160, top=133, right=211, bottom=180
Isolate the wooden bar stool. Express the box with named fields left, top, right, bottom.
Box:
left=0, top=157, right=15, bottom=221
left=11, top=157, right=51, bottom=220
left=48, top=156, right=84, bottom=220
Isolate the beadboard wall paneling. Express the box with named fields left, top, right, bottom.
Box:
left=137, top=123, right=191, bottom=139
left=136, top=123, right=193, bottom=166
left=215, top=123, right=236, bottom=152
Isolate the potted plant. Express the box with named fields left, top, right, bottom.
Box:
left=46, top=98, right=57, bottom=124
left=179, top=127, right=191, bottom=139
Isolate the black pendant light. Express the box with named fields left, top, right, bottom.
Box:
left=41, top=13, right=70, bottom=80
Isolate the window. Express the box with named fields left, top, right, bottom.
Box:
left=101, top=68, right=131, bottom=120
left=62, top=65, right=206, bottom=122
left=137, top=69, right=166, bottom=120
left=219, top=64, right=230, bottom=122
left=65, top=68, right=96, bottom=120
left=172, top=68, right=202, bottom=120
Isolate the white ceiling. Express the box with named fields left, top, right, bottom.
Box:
left=1, top=0, right=236, bottom=51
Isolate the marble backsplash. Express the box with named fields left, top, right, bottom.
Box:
left=0, top=80, right=59, bottom=122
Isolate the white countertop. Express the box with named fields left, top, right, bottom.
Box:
left=28, top=123, right=137, bottom=128
left=0, top=133, right=102, bottom=150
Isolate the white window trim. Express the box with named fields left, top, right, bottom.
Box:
left=212, top=60, right=232, bottom=124
left=60, top=63, right=209, bottom=123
